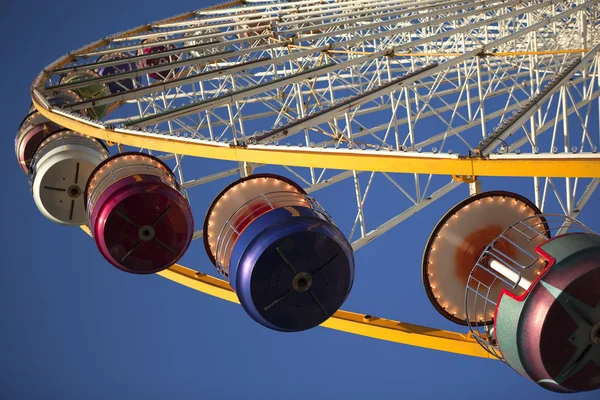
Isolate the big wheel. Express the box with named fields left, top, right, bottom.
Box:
left=17, top=0, right=600, bottom=393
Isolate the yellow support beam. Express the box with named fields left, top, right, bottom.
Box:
left=472, top=157, right=600, bottom=178
left=34, top=99, right=600, bottom=178
left=79, top=226, right=490, bottom=358
left=161, top=265, right=493, bottom=359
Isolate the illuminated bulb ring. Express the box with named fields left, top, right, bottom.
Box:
left=202, top=173, right=306, bottom=266
left=30, top=128, right=109, bottom=160
left=421, top=190, right=548, bottom=326
left=15, top=121, right=63, bottom=173
left=84, top=151, right=179, bottom=213
left=16, top=109, right=44, bottom=133
left=465, top=213, right=595, bottom=361
left=28, top=129, right=110, bottom=189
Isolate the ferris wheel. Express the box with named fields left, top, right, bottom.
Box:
left=15, top=0, right=600, bottom=393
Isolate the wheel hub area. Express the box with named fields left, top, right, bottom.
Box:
left=67, top=185, right=81, bottom=198
left=292, top=272, right=313, bottom=292
left=138, top=225, right=156, bottom=241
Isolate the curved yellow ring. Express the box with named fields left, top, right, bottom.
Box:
left=32, top=99, right=600, bottom=178
left=79, top=226, right=490, bottom=358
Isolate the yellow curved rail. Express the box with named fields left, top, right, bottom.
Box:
left=78, top=225, right=491, bottom=358
left=160, top=264, right=493, bottom=358
left=33, top=99, right=600, bottom=178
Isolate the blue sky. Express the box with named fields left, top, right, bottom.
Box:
left=1, top=1, right=599, bottom=399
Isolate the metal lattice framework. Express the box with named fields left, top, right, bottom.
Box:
left=30, top=0, right=600, bottom=358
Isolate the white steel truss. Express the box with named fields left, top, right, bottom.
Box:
left=33, top=0, right=600, bottom=251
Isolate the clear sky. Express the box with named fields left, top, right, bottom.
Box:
left=1, top=1, right=599, bottom=399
